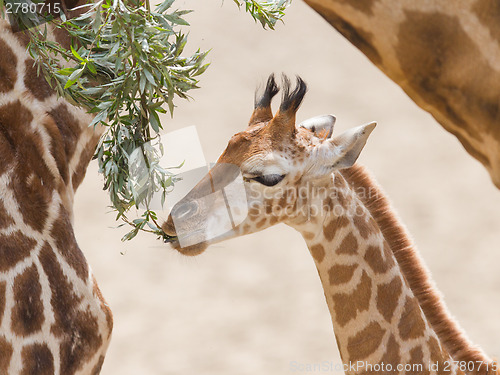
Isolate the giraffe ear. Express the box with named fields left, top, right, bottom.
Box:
left=299, top=114, right=336, bottom=138
left=327, top=122, right=376, bottom=169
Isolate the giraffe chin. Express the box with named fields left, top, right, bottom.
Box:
left=168, top=239, right=208, bottom=256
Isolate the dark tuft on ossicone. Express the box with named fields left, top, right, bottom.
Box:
left=280, top=75, right=307, bottom=113
left=255, top=73, right=280, bottom=109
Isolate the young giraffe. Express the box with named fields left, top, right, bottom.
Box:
left=0, top=14, right=112, bottom=375
left=163, top=75, right=498, bottom=375
left=303, top=0, right=500, bottom=189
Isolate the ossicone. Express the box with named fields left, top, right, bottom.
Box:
left=279, top=75, right=307, bottom=114
left=249, top=74, right=280, bottom=125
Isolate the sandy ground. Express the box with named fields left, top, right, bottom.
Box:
left=73, top=1, right=500, bottom=374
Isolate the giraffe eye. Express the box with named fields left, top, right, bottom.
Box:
left=252, top=174, right=285, bottom=187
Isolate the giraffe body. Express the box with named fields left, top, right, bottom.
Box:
left=303, top=0, right=500, bottom=189
left=163, top=75, right=498, bottom=375
left=0, top=19, right=112, bottom=374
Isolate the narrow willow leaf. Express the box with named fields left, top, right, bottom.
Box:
left=86, top=61, right=97, bottom=74
left=143, top=69, right=155, bottom=85
left=64, top=78, right=77, bottom=89
left=149, top=108, right=161, bottom=133
left=164, top=13, right=189, bottom=26
left=70, top=45, right=84, bottom=61
left=156, top=0, right=175, bottom=13
left=139, top=73, right=146, bottom=93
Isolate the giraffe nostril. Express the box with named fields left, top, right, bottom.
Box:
left=173, top=201, right=199, bottom=221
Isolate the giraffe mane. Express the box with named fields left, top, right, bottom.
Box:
left=341, top=164, right=494, bottom=367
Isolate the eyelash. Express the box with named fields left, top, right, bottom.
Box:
left=251, top=174, right=285, bottom=187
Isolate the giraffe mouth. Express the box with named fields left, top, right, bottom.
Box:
left=163, top=234, right=178, bottom=244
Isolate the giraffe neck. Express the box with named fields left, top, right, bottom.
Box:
left=0, top=19, right=105, bottom=217
left=0, top=16, right=111, bottom=374
left=303, top=0, right=500, bottom=188
left=291, top=165, right=493, bottom=375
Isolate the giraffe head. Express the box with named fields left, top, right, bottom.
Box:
left=163, top=74, right=375, bottom=255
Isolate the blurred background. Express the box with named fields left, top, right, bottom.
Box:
left=74, top=1, right=500, bottom=374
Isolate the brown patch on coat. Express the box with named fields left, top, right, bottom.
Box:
left=0, top=282, right=5, bottom=326
left=264, top=199, right=273, bottom=216
left=347, top=321, right=386, bottom=361
left=0, top=38, right=17, bottom=93
left=342, top=164, right=491, bottom=366
left=53, top=26, right=72, bottom=49
left=13, top=30, right=30, bottom=47
left=427, top=336, right=458, bottom=375
left=397, top=11, right=500, bottom=168
left=364, top=243, right=394, bottom=274
left=10, top=159, right=53, bottom=232
left=256, top=218, right=267, bottom=229
left=407, top=346, right=430, bottom=375
left=332, top=270, right=371, bottom=327
left=336, top=189, right=351, bottom=210
left=24, top=59, right=55, bottom=101
left=0, top=199, right=14, bottom=229
left=72, top=134, right=100, bottom=190
left=336, top=232, right=358, bottom=255
left=328, top=264, right=357, bottom=285
left=353, top=214, right=374, bottom=239
left=472, top=0, right=500, bottom=45
left=50, top=206, right=89, bottom=281
left=0, top=129, right=15, bottom=176
left=49, top=104, right=82, bottom=165
left=309, top=243, right=325, bottom=263
left=323, top=215, right=349, bottom=242
left=0, top=336, right=13, bottom=373
left=20, top=343, right=55, bottom=375
left=398, top=296, right=426, bottom=340
left=91, top=355, right=105, bottom=375
left=0, top=101, right=54, bottom=232
left=428, top=335, right=442, bottom=363
left=303, top=231, right=315, bottom=240
left=248, top=203, right=261, bottom=220
left=376, top=276, right=402, bottom=323
left=42, top=115, right=69, bottom=184
left=0, top=100, right=33, bottom=151
left=379, top=334, right=401, bottom=371
left=39, top=244, right=102, bottom=375
left=11, top=264, right=45, bottom=336
left=0, top=231, right=37, bottom=272
left=92, top=276, right=113, bottom=339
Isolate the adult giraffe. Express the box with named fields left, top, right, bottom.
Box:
left=163, top=75, right=499, bottom=375
left=303, top=0, right=500, bottom=189
left=0, top=8, right=112, bottom=375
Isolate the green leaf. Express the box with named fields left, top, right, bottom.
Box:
left=89, top=110, right=107, bottom=128
left=68, top=67, right=84, bottom=81
left=143, top=68, right=155, bottom=85
left=139, top=73, right=146, bottom=93
left=64, top=79, right=77, bottom=89
left=164, top=13, right=190, bottom=26
left=149, top=108, right=161, bottom=133
left=86, top=61, right=97, bottom=74
left=58, top=67, right=74, bottom=76
left=70, top=45, right=84, bottom=62
left=156, top=0, right=175, bottom=13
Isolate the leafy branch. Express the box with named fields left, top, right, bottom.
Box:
left=233, top=0, right=291, bottom=29
left=2, top=0, right=291, bottom=242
